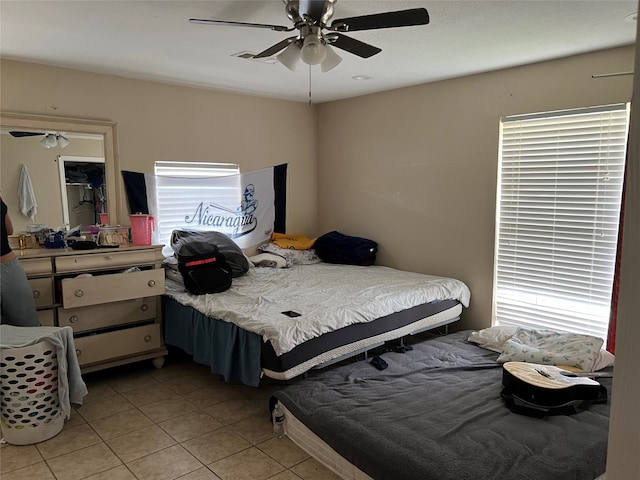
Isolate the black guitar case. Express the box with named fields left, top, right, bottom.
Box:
left=501, top=364, right=608, bottom=417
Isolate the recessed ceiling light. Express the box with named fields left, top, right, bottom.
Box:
left=625, top=12, right=637, bottom=22
left=352, top=75, right=373, bottom=81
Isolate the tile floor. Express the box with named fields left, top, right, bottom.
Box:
left=0, top=349, right=342, bottom=480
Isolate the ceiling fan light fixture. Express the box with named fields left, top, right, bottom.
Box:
left=300, top=35, right=327, bottom=65
left=40, top=133, right=57, bottom=149
left=321, top=44, right=342, bottom=72
left=277, top=42, right=301, bottom=71
left=56, top=134, right=69, bottom=148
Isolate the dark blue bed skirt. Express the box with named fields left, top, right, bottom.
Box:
left=163, top=296, right=263, bottom=386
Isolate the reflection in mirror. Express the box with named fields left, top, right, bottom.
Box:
left=0, top=112, right=119, bottom=236
left=58, top=155, right=106, bottom=228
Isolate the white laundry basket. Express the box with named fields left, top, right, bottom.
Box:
left=0, top=339, right=65, bottom=445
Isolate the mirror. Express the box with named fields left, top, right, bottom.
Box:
left=0, top=112, right=119, bottom=233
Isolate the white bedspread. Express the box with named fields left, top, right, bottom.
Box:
left=164, top=263, right=470, bottom=356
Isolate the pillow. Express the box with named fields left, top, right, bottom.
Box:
left=593, top=348, right=615, bottom=371
left=258, top=243, right=321, bottom=267
left=496, top=327, right=604, bottom=372
left=467, top=325, right=517, bottom=353
left=469, top=325, right=615, bottom=371
left=249, top=253, right=287, bottom=268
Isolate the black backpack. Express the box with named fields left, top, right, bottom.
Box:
left=170, top=229, right=250, bottom=278
left=177, top=241, right=232, bottom=295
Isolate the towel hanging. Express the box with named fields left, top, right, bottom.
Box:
left=18, top=164, right=38, bottom=220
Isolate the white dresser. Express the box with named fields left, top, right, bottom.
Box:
left=18, top=245, right=167, bottom=373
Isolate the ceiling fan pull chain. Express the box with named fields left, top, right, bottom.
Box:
left=308, top=65, right=312, bottom=106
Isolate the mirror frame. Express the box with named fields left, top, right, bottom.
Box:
left=0, top=111, right=120, bottom=226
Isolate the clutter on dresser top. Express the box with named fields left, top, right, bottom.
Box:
left=9, top=223, right=133, bottom=250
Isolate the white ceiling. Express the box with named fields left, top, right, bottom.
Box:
left=0, top=1, right=637, bottom=104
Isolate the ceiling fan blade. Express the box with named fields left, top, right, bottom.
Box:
left=331, top=34, right=381, bottom=58
left=253, top=36, right=298, bottom=58
left=189, top=18, right=293, bottom=32
left=9, top=131, right=44, bottom=137
left=330, top=8, right=429, bottom=32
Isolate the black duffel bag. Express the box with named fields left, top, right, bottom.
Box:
left=314, top=231, right=378, bottom=266
left=177, top=241, right=233, bottom=295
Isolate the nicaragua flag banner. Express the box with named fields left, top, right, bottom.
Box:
left=122, top=164, right=286, bottom=254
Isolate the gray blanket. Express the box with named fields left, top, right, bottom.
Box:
left=273, top=331, right=611, bottom=480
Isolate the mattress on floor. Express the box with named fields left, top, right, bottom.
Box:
left=273, top=331, right=612, bottom=480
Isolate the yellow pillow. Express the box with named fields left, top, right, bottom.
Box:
left=271, top=233, right=316, bottom=250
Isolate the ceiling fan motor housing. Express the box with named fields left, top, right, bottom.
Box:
left=285, top=0, right=337, bottom=27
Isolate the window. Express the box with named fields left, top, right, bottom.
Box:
left=153, top=161, right=239, bottom=253
left=494, top=104, right=630, bottom=342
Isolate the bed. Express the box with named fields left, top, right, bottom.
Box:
left=271, top=330, right=612, bottom=480
left=162, top=262, right=470, bottom=386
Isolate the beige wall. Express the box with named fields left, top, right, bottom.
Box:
left=317, top=45, right=635, bottom=332
left=0, top=59, right=318, bottom=236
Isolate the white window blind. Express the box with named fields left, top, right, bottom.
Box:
left=153, top=161, right=239, bottom=253
left=494, top=104, right=629, bottom=342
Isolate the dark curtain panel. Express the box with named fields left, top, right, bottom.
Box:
left=273, top=163, right=287, bottom=234
left=121, top=170, right=149, bottom=215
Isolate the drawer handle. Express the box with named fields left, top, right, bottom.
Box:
left=106, top=255, right=113, bottom=260
left=70, top=315, right=79, bottom=324
left=33, top=290, right=41, bottom=298
left=144, top=335, right=152, bottom=343
left=75, top=349, right=81, bottom=357
left=75, top=289, right=84, bottom=297
left=141, top=304, right=148, bottom=312
left=148, top=280, right=156, bottom=287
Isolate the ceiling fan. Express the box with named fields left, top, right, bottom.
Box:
left=190, top=0, right=430, bottom=72
left=9, top=130, right=69, bottom=148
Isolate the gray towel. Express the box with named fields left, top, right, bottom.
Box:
left=0, top=325, right=88, bottom=419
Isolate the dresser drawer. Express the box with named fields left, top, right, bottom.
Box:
left=58, top=298, right=157, bottom=332
left=21, top=257, right=53, bottom=275
left=29, top=277, right=54, bottom=308
left=37, top=309, right=55, bottom=327
left=55, top=249, right=163, bottom=273
left=61, top=269, right=165, bottom=308
left=74, top=323, right=162, bottom=366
